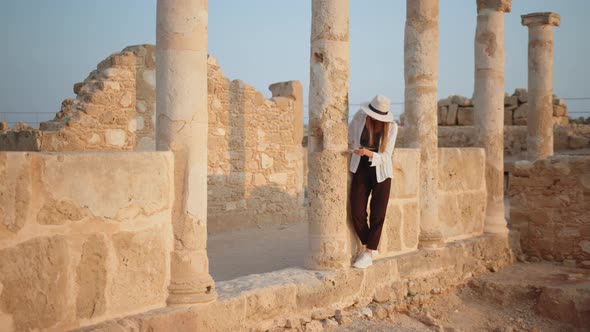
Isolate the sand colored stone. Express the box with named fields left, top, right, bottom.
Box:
left=404, top=0, right=444, bottom=249
left=0, top=151, right=173, bottom=332
left=522, top=12, right=560, bottom=161
left=156, top=0, right=216, bottom=304
left=306, top=0, right=351, bottom=270
left=474, top=0, right=511, bottom=235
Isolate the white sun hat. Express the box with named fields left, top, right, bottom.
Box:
left=360, top=95, right=394, bottom=123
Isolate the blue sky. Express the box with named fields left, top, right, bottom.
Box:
left=1, top=1, right=588, bottom=123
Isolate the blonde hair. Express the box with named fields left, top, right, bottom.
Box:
left=366, top=117, right=390, bottom=153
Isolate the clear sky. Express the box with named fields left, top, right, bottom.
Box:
left=1, top=0, right=589, bottom=123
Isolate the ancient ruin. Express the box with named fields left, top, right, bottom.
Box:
left=0, top=0, right=589, bottom=331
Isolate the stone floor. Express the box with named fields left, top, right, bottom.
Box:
left=208, top=222, right=308, bottom=281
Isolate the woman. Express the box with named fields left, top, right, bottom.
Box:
left=349, top=95, right=398, bottom=269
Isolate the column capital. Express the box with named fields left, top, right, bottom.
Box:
left=477, top=0, right=511, bottom=13
left=521, top=12, right=560, bottom=27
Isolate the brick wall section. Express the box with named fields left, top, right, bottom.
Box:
left=206, top=57, right=305, bottom=232
left=39, top=49, right=140, bottom=151
left=509, top=156, right=590, bottom=266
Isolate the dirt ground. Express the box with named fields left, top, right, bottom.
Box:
left=332, top=263, right=590, bottom=332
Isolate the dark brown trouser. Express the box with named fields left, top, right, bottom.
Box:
left=350, top=156, right=391, bottom=250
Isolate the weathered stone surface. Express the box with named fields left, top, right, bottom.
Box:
left=391, top=149, right=420, bottom=199
left=37, top=199, right=88, bottom=225
left=438, top=148, right=485, bottom=192
left=457, top=107, right=474, bottom=126
left=0, top=153, right=33, bottom=238
left=510, top=156, right=590, bottom=263
left=76, top=234, right=108, bottom=319
left=446, top=104, right=458, bottom=125
left=0, top=236, right=69, bottom=331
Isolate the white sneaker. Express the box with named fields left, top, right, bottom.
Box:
left=353, top=252, right=373, bottom=269
left=372, top=250, right=379, bottom=258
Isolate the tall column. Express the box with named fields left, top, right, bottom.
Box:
left=156, top=0, right=216, bottom=304
left=404, top=0, right=443, bottom=249
left=306, top=0, right=350, bottom=270
left=522, top=12, right=560, bottom=161
left=474, top=0, right=511, bottom=235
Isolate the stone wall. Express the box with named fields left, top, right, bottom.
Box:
left=0, top=151, right=174, bottom=332
left=378, top=149, right=421, bottom=256
left=207, top=58, right=305, bottom=232
left=377, top=147, right=487, bottom=256
left=76, top=235, right=514, bottom=332
left=509, top=155, right=590, bottom=267
left=397, top=125, right=590, bottom=158
left=0, top=45, right=306, bottom=233
left=438, top=148, right=487, bottom=240
left=434, top=89, right=569, bottom=126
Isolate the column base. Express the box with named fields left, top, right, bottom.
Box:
left=167, top=249, right=217, bottom=306
left=167, top=275, right=217, bottom=306
left=305, top=235, right=350, bottom=270
left=417, top=231, right=444, bottom=250
left=483, top=210, right=509, bottom=236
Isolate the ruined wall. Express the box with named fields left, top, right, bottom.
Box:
left=206, top=57, right=305, bottom=231
left=435, top=89, right=569, bottom=126
left=0, top=45, right=305, bottom=232
left=509, top=156, right=590, bottom=267
left=0, top=151, right=174, bottom=332
left=397, top=125, right=590, bottom=158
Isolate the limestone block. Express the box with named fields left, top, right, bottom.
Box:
left=127, top=119, right=137, bottom=132
left=110, top=226, right=169, bottom=313
left=105, top=129, right=127, bottom=147
left=504, top=96, right=518, bottom=106
left=438, top=98, right=450, bottom=107
left=402, top=202, right=419, bottom=249
left=269, top=173, right=288, bottom=186
left=391, top=149, right=420, bottom=199
left=39, top=152, right=172, bottom=220
left=383, top=203, right=402, bottom=253
left=553, top=104, right=567, bottom=117
left=457, top=107, right=474, bottom=126
left=136, top=100, right=147, bottom=113
left=504, top=108, right=514, bottom=126
left=514, top=102, right=528, bottom=121
left=37, top=199, right=88, bottom=225
left=446, top=104, right=458, bottom=125
left=0, top=236, right=69, bottom=331
left=569, top=135, right=589, bottom=149
left=514, top=88, right=528, bottom=103
left=245, top=284, right=297, bottom=322
left=261, top=153, right=274, bottom=169
left=135, top=116, right=145, bottom=131
left=438, top=106, right=448, bottom=125
left=88, top=133, right=101, bottom=145
left=76, top=234, right=108, bottom=319
left=438, top=148, right=485, bottom=192
left=451, top=95, right=470, bottom=106
left=0, top=153, right=33, bottom=238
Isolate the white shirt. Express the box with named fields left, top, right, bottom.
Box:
left=348, top=110, right=399, bottom=183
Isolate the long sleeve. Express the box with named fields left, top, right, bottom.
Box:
left=348, top=110, right=365, bottom=149
left=370, top=122, right=399, bottom=167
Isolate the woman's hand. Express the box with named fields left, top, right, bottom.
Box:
left=353, top=148, right=374, bottom=158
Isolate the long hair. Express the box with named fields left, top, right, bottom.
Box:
left=366, top=117, right=390, bottom=153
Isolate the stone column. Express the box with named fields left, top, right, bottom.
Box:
left=156, top=0, right=216, bottom=304
left=306, top=0, right=350, bottom=270
left=474, top=0, right=511, bottom=235
left=404, top=0, right=444, bottom=249
left=522, top=12, right=560, bottom=161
